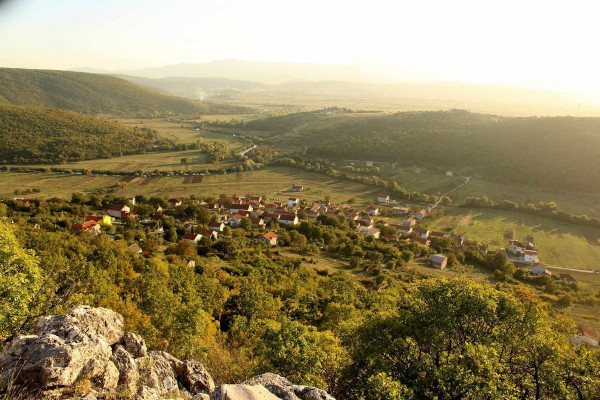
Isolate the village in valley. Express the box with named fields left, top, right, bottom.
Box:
left=60, top=184, right=582, bottom=288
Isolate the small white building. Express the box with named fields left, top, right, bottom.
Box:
left=366, top=206, right=380, bottom=216
left=107, top=204, right=130, bottom=219
left=531, top=263, right=551, bottom=276
left=445, top=171, right=454, bottom=177
left=208, top=222, right=225, bottom=232
left=279, top=214, right=299, bottom=226
left=182, top=233, right=202, bottom=244
left=523, top=250, right=539, bottom=264
left=288, top=197, right=300, bottom=207
left=377, top=194, right=390, bottom=204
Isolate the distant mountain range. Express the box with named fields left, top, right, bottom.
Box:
left=70, top=60, right=600, bottom=116
left=72, top=59, right=382, bottom=84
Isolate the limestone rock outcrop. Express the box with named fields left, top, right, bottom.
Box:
left=0, top=306, right=335, bottom=400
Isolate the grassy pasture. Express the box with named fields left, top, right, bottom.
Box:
left=448, top=177, right=600, bottom=217
left=26, top=150, right=240, bottom=173
left=3, top=167, right=381, bottom=204
left=114, top=118, right=246, bottom=146
left=425, top=207, right=600, bottom=271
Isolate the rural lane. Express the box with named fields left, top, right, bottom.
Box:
left=431, top=175, right=471, bottom=209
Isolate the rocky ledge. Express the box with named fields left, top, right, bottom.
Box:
left=0, top=306, right=334, bottom=400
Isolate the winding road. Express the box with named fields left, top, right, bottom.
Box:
left=238, top=144, right=257, bottom=156
left=432, top=175, right=471, bottom=209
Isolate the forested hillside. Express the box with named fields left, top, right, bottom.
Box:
left=0, top=68, right=245, bottom=116
left=246, top=110, right=600, bottom=193
left=0, top=105, right=159, bottom=163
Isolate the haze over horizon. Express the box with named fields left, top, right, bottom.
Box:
left=2, top=0, right=600, bottom=97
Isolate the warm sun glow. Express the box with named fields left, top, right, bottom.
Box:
left=1, top=0, right=600, bottom=94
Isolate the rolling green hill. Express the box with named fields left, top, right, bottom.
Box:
left=244, top=109, right=600, bottom=193
left=0, top=104, right=161, bottom=163
left=0, top=68, right=246, bottom=116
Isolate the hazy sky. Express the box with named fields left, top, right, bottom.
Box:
left=1, top=0, right=599, bottom=92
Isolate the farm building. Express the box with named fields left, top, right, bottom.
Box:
left=429, top=254, right=448, bottom=269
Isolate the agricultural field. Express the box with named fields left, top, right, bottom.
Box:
left=3, top=167, right=381, bottom=204
left=378, top=167, right=600, bottom=217
left=113, top=117, right=247, bottom=146
left=448, top=177, right=600, bottom=217
left=27, top=149, right=239, bottom=173
left=425, top=207, right=600, bottom=271
left=384, top=170, right=463, bottom=195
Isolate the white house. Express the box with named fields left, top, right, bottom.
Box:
left=228, top=214, right=244, bottom=227
left=523, top=250, right=539, bottom=264
left=366, top=206, right=380, bottom=216
left=279, top=214, right=299, bottom=226
left=377, top=194, right=390, bottom=204
left=107, top=204, right=130, bottom=219
left=445, top=171, right=454, bottom=177
left=182, top=232, right=202, bottom=244
left=366, top=161, right=374, bottom=167
left=358, top=226, right=380, bottom=239
left=531, top=263, right=552, bottom=276
left=288, top=197, right=300, bottom=207
left=229, top=204, right=253, bottom=214
left=208, top=221, right=225, bottom=232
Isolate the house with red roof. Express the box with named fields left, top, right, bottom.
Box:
left=250, top=217, right=265, bottom=229
left=229, top=203, right=253, bottom=214
left=402, top=218, right=417, bottom=227
left=107, top=204, right=130, bottom=219
left=182, top=232, right=202, bottom=244
left=279, top=214, right=299, bottom=226
left=523, top=249, right=539, bottom=263
left=429, top=231, right=447, bottom=239
left=71, top=220, right=101, bottom=235
left=258, top=232, right=278, bottom=246
left=208, top=221, right=225, bottom=232
left=228, top=214, right=244, bottom=227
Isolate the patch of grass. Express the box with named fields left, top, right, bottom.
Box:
left=425, top=207, right=600, bottom=271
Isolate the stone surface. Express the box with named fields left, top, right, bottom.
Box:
left=182, top=360, right=216, bottom=394
left=121, top=332, right=147, bottom=358
left=245, top=373, right=335, bottom=400
left=137, top=353, right=179, bottom=396
left=110, top=345, right=139, bottom=396
left=98, top=360, right=120, bottom=391
left=211, top=384, right=281, bottom=400
left=0, top=307, right=336, bottom=400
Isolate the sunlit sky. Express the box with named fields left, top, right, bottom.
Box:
left=1, top=0, right=600, bottom=92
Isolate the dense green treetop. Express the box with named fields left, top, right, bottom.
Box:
left=245, top=110, right=600, bottom=193
left=0, top=104, right=158, bottom=163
